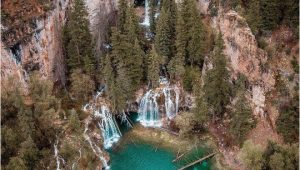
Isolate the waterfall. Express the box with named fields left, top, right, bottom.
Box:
left=120, top=111, right=133, bottom=128
left=96, top=106, right=121, bottom=149
left=83, top=90, right=121, bottom=149
left=138, top=77, right=180, bottom=127
left=137, top=90, right=162, bottom=127
left=54, top=140, right=65, bottom=170
left=84, top=121, right=110, bottom=170
left=141, top=0, right=150, bottom=26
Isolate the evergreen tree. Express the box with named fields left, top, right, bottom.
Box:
left=245, top=0, right=262, bottom=36
left=149, top=0, right=157, bottom=34
left=192, top=75, right=209, bottom=128
left=260, top=0, right=280, bottom=31
left=6, top=157, right=27, bottom=170
left=176, top=0, right=207, bottom=66
left=204, top=34, right=230, bottom=120
left=240, top=140, right=265, bottom=170
left=110, top=27, right=131, bottom=91
left=168, top=13, right=185, bottom=80
left=64, top=0, right=95, bottom=75
left=103, top=54, right=127, bottom=113
left=229, top=94, right=256, bottom=146
left=161, top=0, right=177, bottom=34
left=154, top=7, right=172, bottom=61
left=127, top=39, right=144, bottom=92
left=276, top=92, right=299, bottom=143
left=117, top=0, right=128, bottom=33
left=269, top=152, right=285, bottom=170
left=19, top=136, right=39, bottom=169
left=154, top=0, right=177, bottom=61
left=147, top=46, right=161, bottom=88
left=68, top=109, right=81, bottom=132
left=124, top=5, right=140, bottom=43
left=70, top=69, right=96, bottom=102
left=187, top=4, right=206, bottom=65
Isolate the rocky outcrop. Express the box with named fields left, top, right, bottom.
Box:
left=1, top=0, right=119, bottom=89
left=1, top=0, right=69, bottom=88
left=218, top=10, right=275, bottom=117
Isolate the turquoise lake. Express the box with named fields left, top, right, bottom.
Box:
left=109, top=143, right=212, bottom=170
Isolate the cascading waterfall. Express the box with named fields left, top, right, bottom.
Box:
left=141, top=0, right=150, bottom=26
left=138, top=77, right=180, bottom=127
left=54, top=140, right=65, bottom=170
left=84, top=120, right=110, bottom=170
left=137, top=90, right=161, bottom=127
left=83, top=90, right=121, bottom=149
left=96, top=106, right=121, bottom=149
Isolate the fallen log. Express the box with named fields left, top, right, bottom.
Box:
left=178, top=152, right=217, bottom=170
left=172, top=153, right=186, bottom=162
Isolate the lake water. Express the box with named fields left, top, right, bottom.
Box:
left=110, top=112, right=213, bottom=170
left=109, top=143, right=212, bottom=170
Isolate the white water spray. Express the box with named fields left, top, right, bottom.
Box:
left=138, top=77, right=180, bottom=127
left=137, top=90, right=162, bottom=127
left=54, top=140, right=65, bottom=170
left=83, top=91, right=121, bottom=149
left=141, top=0, right=150, bottom=26
left=120, top=111, right=133, bottom=128
left=83, top=120, right=110, bottom=170
left=95, top=106, right=121, bottom=149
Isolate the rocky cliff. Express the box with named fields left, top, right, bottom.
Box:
left=1, top=0, right=118, bottom=89
left=1, top=0, right=70, bottom=88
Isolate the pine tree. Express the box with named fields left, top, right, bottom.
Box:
left=117, top=0, right=128, bottom=33
left=127, top=39, right=144, bottom=92
left=260, top=0, right=280, bottom=31
left=154, top=0, right=177, bottom=61
left=192, top=75, right=209, bottom=128
left=276, top=92, right=299, bottom=143
left=168, top=13, right=186, bottom=80
left=103, top=54, right=127, bottom=113
left=70, top=69, right=95, bottom=102
left=177, top=0, right=207, bottom=66
left=204, top=34, right=230, bottom=121
left=6, top=157, right=27, bottom=170
left=19, top=136, right=39, bottom=169
left=240, top=140, right=265, bottom=170
left=154, top=7, right=172, bottom=61
left=230, top=93, right=256, bottom=146
left=149, top=0, right=157, bottom=34
left=148, top=45, right=161, bottom=88
left=64, top=0, right=95, bottom=75
left=187, top=4, right=205, bottom=65
left=124, top=5, right=140, bottom=43
left=246, top=0, right=262, bottom=35
left=68, top=109, right=81, bottom=132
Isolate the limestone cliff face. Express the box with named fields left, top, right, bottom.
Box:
left=198, top=0, right=275, bottom=117
left=1, top=0, right=69, bottom=88
left=218, top=10, right=275, bottom=117
left=1, top=0, right=118, bottom=89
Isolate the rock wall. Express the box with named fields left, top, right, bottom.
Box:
left=197, top=0, right=276, bottom=117
left=218, top=10, right=275, bottom=117
left=1, top=0, right=69, bottom=88
left=1, top=0, right=119, bottom=89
